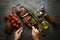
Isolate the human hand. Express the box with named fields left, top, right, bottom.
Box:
left=32, top=26, right=41, bottom=40
left=14, top=27, right=23, bottom=40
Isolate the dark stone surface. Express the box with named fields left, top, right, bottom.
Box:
left=0, top=0, right=60, bottom=40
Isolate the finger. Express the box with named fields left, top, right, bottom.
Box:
left=32, top=28, right=37, bottom=33
left=32, top=27, right=35, bottom=33
left=38, top=29, right=41, bottom=32
left=32, top=27, right=36, bottom=32
left=32, top=26, right=35, bottom=29
left=32, top=29, right=35, bottom=34
left=35, top=29, right=39, bottom=33
left=19, top=30, right=23, bottom=35
left=16, top=27, right=23, bottom=33
left=38, top=29, right=44, bottom=35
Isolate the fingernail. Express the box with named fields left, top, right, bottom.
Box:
left=32, top=26, right=34, bottom=29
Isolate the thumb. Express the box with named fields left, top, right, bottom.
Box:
left=32, top=26, right=35, bottom=29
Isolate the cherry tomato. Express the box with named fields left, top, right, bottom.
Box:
left=12, top=23, right=16, bottom=27
left=12, top=16, right=16, bottom=20
left=11, top=20, right=15, bottom=23
left=16, top=24, right=19, bottom=28
left=15, top=18, right=18, bottom=22
left=9, top=13, right=14, bottom=17
left=17, top=20, right=21, bottom=24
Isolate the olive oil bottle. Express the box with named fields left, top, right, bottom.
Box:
left=43, top=13, right=56, bottom=27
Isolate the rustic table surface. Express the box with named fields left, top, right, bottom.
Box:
left=0, top=0, right=60, bottom=40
